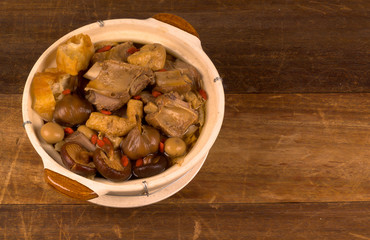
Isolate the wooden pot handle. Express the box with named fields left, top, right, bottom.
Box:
left=152, top=13, right=199, bottom=38
left=44, top=169, right=98, bottom=200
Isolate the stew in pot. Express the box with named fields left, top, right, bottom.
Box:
left=31, top=34, right=207, bottom=182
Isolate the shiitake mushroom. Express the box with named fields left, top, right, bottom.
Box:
left=60, top=142, right=96, bottom=177
left=53, top=94, right=93, bottom=127
left=133, top=154, right=167, bottom=178
left=64, top=131, right=96, bottom=152
left=93, top=148, right=131, bottom=182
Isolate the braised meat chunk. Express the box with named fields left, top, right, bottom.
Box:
left=154, top=70, right=193, bottom=94
left=85, top=60, right=154, bottom=111
left=173, top=59, right=202, bottom=89
left=145, top=92, right=198, bottom=138
left=91, top=42, right=134, bottom=64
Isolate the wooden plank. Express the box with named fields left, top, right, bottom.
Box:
left=2, top=93, right=370, bottom=204
left=0, top=94, right=84, bottom=205
left=202, top=93, right=370, bottom=203
left=0, top=0, right=369, bottom=94
left=0, top=202, right=369, bottom=239
left=3, top=1, right=370, bottom=238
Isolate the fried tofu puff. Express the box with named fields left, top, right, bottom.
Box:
left=31, top=70, right=71, bottom=121
left=56, top=34, right=94, bottom=76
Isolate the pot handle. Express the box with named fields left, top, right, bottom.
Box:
left=44, top=168, right=98, bottom=200
left=152, top=13, right=200, bottom=38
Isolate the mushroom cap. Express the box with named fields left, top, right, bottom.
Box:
left=60, top=142, right=96, bottom=177
left=93, top=148, right=131, bottom=182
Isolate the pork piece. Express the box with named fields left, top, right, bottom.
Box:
left=153, top=70, right=193, bottom=94
left=85, top=60, right=154, bottom=111
left=127, top=43, right=166, bottom=71
left=85, top=91, right=125, bottom=112
left=160, top=59, right=202, bottom=89
left=145, top=92, right=198, bottom=138
left=91, top=42, right=134, bottom=64
left=173, top=59, right=202, bottom=89
left=184, top=90, right=205, bottom=109
left=83, top=62, right=102, bottom=80
left=163, top=59, right=176, bottom=71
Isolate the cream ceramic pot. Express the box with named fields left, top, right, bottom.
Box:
left=22, top=14, right=224, bottom=207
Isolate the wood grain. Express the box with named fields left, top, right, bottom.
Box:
left=0, top=202, right=369, bottom=239
left=211, top=93, right=370, bottom=203
left=2, top=93, right=370, bottom=204
left=0, top=0, right=369, bottom=94
left=1, top=1, right=370, bottom=238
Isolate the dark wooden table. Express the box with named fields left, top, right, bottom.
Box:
left=1, top=0, right=370, bottom=239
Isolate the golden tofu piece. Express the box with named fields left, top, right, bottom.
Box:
left=85, top=112, right=135, bottom=137
left=85, top=99, right=143, bottom=137
left=30, top=70, right=71, bottom=121
left=56, top=34, right=94, bottom=75
left=126, top=99, right=143, bottom=120
left=31, top=72, right=56, bottom=121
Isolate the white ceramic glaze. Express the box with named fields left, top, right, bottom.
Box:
left=22, top=17, right=224, bottom=207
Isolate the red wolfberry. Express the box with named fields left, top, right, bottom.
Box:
left=62, top=89, right=71, bottom=95
left=96, top=45, right=112, bottom=53
left=152, top=90, right=162, bottom=97
left=121, top=155, right=129, bottom=167
left=64, top=127, right=74, bottom=135
left=97, top=139, right=105, bottom=148
left=199, top=89, right=207, bottom=100
left=100, top=110, right=112, bottom=115
left=102, top=137, right=112, bottom=146
left=133, top=95, right=141, bottom=100
left=159, top=142, right=164, bottom=153
left=127, top=47, right=139, bottom=54
left=135, top=158, right=143, bottom=167
left=91, top=134, right=98, bottom=145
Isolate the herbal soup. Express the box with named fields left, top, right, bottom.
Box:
left=31, top=34, right=207, bottom=182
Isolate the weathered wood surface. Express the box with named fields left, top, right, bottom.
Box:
left=3, top=93, right=370, bottom=205
left=0, top=202, right=369, bottom=240
left=0, top=0, right=369, bottom=94
left=2, top=0, right=370, bottom=239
